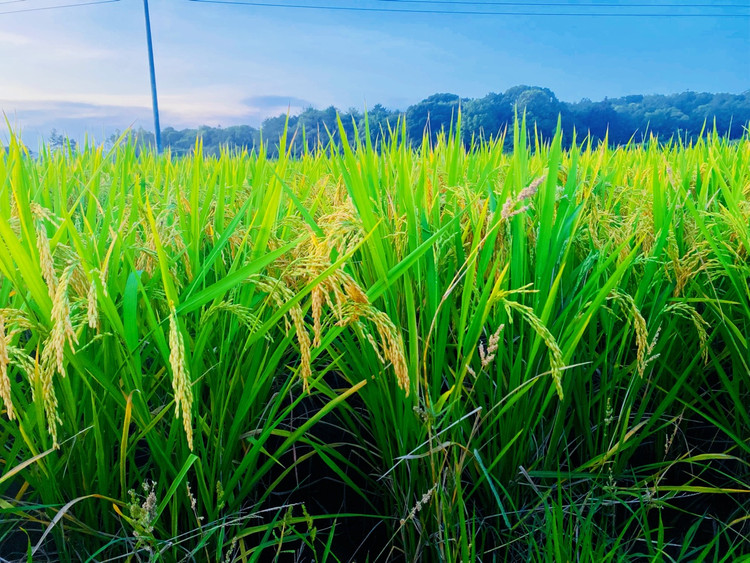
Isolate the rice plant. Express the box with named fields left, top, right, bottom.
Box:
left=0, top=117, right=748, bottom=561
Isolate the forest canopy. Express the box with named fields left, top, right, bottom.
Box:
left=136, top=86, right=750, bottom=155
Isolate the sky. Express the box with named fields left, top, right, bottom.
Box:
left=1, top=0, right=749, bottom=146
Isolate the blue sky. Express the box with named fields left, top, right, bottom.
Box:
left=1, top=0, right=748, bottom=144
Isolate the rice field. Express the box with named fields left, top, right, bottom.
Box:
left=0, top=117, right=748, bottom=561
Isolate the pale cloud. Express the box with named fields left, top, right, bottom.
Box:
left=0, top=30, right=120, bottom=62
left=1, top=90, right=151, bottom=108
left=0, top=85, right=316, bottom=141
left=0, top=31, right=32, bottom=46
left=51, top=43, right=119, bottom=62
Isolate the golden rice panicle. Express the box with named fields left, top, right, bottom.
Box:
left=36, top=352, right=62, bottom=448
left=31, top=203, right=58, bottom=299
left=632, top=306, right=650, bottom=378
left=503, top=300, right=564, bottom=399
left=340, top=271, right=369, bottom=305
left=336, top=303, right=408, bottom=395
left=311, top=286, right=324, bottom=348
left=203, top=301, right=262, bottom=335
left=48, top=262, right=79, bottom=378
left=168, top=303, right=194, bottom=450
left=288, top=304, right=312, bottom=392
left=366, top=331, right=386, bottom=364
left=86, top=272, right=99, bottom=331
left=609, top=290, right=649, bottom=378
left=327, top=278, right=348, bottom=322
left=0, top=315, right=14, bottom=421
left=667, top=242, right=714, bottom=298
left=252, top=277, right=290, bottom=332
left=36, top=262, right=78, bottom=447
left=366, top=308, right=409, bottom=396
left=253, top=276, right=313, bottom=390
left=665, top=302, right=709, bottom=363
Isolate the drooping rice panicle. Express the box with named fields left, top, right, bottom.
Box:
left=168, top=302, right=194, bottom=450
left=0, top=315, right=13, bottom=420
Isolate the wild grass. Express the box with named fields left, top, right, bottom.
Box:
left=0, top=117, right=748, bottom=561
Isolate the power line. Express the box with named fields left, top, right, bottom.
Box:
left=380, top=0, right=749, bottom=8
left=0, top=1, right=27, bottom=5
left=187, top=0, right=750, bottom=16
left=0, top=0, right=119, bottom=15
left=143, top=0, right=162, bottom=153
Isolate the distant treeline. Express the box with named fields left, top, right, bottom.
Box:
left=132, top=86, right=750, bottom=155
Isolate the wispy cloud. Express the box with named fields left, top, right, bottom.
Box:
left=0, top=31, right=32, bottom=46
left=0, top=29, right=119, bottom=61
left=0, top=89, right=318, bottom=146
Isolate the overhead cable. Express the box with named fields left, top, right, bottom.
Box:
left=0, top=0, right=119, bottom=15
left=379, top=0, right=749, bottom=8
left=187, top=0, right=750, bottom=17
